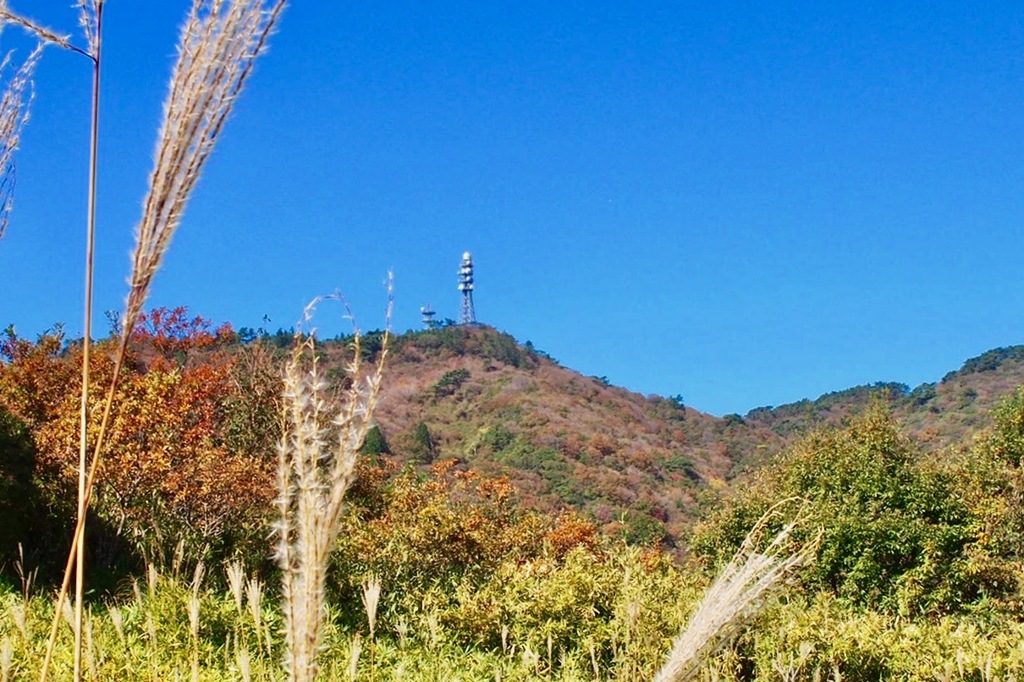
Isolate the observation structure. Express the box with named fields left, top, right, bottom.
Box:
left=458, top=251, right=476, bottom=325
left=420, top=304, right=437, bottom=329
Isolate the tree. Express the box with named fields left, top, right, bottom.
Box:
left=432, top=368, right=471, bottom=398
left=693, top=405, right=984, bottom=614
left=360, top=424, right=390, bottom=455
left=409, top=421, right=437, bottom=464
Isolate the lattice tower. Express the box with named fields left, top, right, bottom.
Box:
left=458, top=251, right=476, bottom=325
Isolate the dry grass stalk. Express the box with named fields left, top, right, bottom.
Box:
left=0, top=7, right=83, bottom=56
left=226, top=560, right=246, bottom=614
left=191, top=558, right=206, bottom=594
left=652, top=500, right=820, bottom=682
left=189, top=591, right=201, bottom=682
left=147, top=563, right=159, bottom=597
left=125, top=0, right=285, bottom=328
left=346, top=635, right=362, bottom=682
left=108, top=606, right=125, bottom=647
left=60, top=598, right=74, bottom=632
left=0, top=25, right=100, bottom=672
left=70, top=0, right=289, bottom=556
left=1, top=637, right=12, bottom=682
left=246, top=576, right=264, bottom=637
left=361, top=574, right=381, bottom=640
left=361, top=574, right=382, bottom=682
left=73, top=8, right=102, bottom=679
left=13, top=544, right=35, bottom=602
left=10, top=603, right=26, bottom=640
left=83, top=613, right=97, bottom=679
left=0, top=36, right=41, bottom=240
left=188, top=592, right=202, bottom=640
left=237, top=647, right=252, bottom=682
left=276, top=297, right=389, bottom=682
left=39, top=3, right=285, bottom=678
left=0, top=39, right=101, bottom=677
left=76, top=1, right=102, bottom=59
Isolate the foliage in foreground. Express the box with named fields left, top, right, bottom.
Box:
left=692, top=402, right=1024, bottom=617
left=1, top=553, right=1023, bottom=681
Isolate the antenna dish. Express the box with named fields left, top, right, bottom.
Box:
left=421, top=304, right=437, bottom=329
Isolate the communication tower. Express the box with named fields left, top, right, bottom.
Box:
left=458, top=251, right=476, bottom=325
left=420, top=304, right=437, bottom=329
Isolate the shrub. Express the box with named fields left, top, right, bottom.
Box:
left=432, top=368, right=471, bottom=398
left=693, top=405, right=984, bottom=614
left=408, top=421, right=436, bottom=464
left=0, top=407, right=42, bottom=568
left=481, top=423, right=516, bottom=453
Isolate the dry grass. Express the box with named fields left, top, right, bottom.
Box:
left=0, top=7, right=43, bottom=240
left=275, top=297, right=389, bottom=682
left=126, top=0, right=285, bottom=328
left=0, top=5, right=97, bottom=680
left=30, top=2, right=287, bottom=679
left=653, top=500, right=819, bottom=682
left=0, top=6, right=81, bottom=56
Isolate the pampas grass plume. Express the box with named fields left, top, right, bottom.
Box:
left=653, top=500, right=820, bottom=682
left=125, top=0, right=286, bottom=327
left=0, top=24, right=42, bottom=239
left=276, top=296, right=389, bottom=682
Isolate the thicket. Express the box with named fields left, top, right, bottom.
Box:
left=0, top=313, right=280, bottom=585
left=693, top=402, right=1024, bottom=617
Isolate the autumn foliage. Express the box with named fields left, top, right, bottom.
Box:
left=1, top=310, right=604, bottom=582
left=0, top=309, right=277, bottom=573
left=336, top=456, right=600, bottom=597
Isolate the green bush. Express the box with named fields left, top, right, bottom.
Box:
left=481, top=423, right=516, bottom=453
left=693, top=405, right=984, bottom=614
left=952, top=388, right=1024, bottom=595
left=408, top=422, right=436, bottom=464
left=985, top=386, right=1024, bottom=466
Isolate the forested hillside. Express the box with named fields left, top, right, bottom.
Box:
left=3, top=310, right=1024, bottom=679
left=4, top=312, right=1022, bottom=559
left=742, top=345, right=1024, bottom=460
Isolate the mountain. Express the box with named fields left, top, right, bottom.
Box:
left=367, top=325, right=759, bottom=545
left=344, top=325, right=1024, bottom=546
left=743, top=345, right=1024, bottom=456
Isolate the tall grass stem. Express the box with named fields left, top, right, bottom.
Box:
left=73, top=5, right=102, bottom=679
left=276, top=292, right=390, bottom=682
left=40, top=2, right=285, bottom=679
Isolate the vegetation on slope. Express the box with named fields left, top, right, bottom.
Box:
left=2, top=394, right=1024, bottom=679
left=744, top=345, right=1024, bottom=459
left=4, top=310, right=1024, bottom=566
left=3, top=309, right=1024, bottom=677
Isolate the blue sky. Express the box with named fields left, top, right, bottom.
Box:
left=1, top=1, right=1022, bottom=416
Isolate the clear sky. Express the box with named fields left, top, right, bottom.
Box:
left=1, top=1, right=1022, bottom=416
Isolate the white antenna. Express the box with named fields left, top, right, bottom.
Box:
left=458, top=251, right=476, bottom=325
